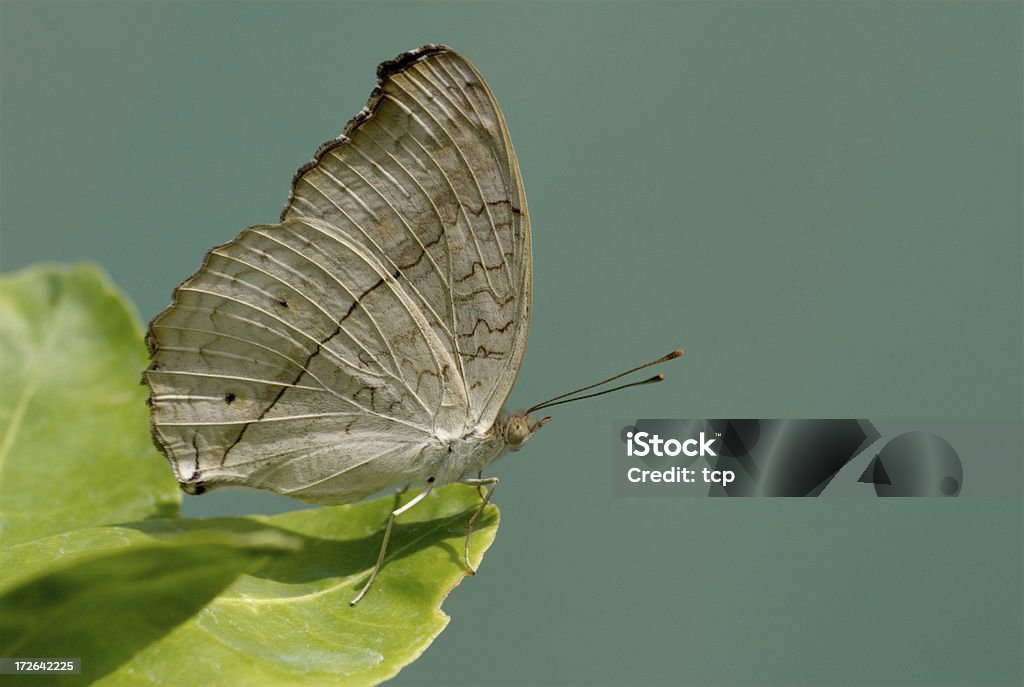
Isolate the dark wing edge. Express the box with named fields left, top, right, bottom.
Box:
left=281, top=44, right=455, bottom=223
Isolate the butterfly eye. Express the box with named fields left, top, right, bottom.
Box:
left=505, top=416, right=531, bottom=446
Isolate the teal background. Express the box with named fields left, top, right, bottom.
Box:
left=2, top=1, right=1021, bottom=685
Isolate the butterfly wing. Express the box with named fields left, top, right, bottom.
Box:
left=283, top=45, right=531, bottom=434
left=146, top=216, right=468, bottom=503
left=144, top=46, right=530, bottom=503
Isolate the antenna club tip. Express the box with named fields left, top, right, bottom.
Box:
left=656, top=373, right=665, bottom=381
left=663, top=349, right=684, bottom=360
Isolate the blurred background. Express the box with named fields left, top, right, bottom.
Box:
left=2, top=2, right=1020, bottom=685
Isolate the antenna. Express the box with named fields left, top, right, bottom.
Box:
left=527, top=349, right=682, bottom=414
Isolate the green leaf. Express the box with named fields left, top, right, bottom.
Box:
left=0, top=526, right=300, bottom=687
left=96, top=484, right=499, bottom=687
left=0, top=262, right=502, bottom=685
left=0, top=264, right=180, bottom=547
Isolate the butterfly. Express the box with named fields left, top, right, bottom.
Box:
left=143, top=44, right=680, bottom=604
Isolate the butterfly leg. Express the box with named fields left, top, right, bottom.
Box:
left=351, top=478, right=435, bottom=606
left=391, top=483, right=410, bottom=512
left=458, top=476, right=499, bottom=574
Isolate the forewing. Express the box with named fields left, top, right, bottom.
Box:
left=145, top=216, right=466, bottom=503
left=283, top=45, right=532, bottom=432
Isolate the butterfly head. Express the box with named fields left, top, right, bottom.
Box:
left=502, top=411, right=551, bottom=452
